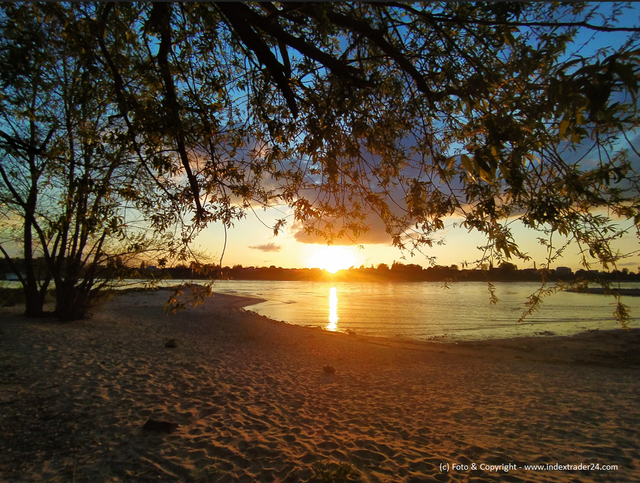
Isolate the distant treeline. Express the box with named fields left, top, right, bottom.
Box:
left=100, top=261, right=640, bottom=283
left=214, top=264, right=638, bottom=282
left=3, top=259, right=639, bottom=283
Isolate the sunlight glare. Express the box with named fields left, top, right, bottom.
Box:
left=309, top=246, right=357, bottom=273
left=327, top=287, right=338, bottom=331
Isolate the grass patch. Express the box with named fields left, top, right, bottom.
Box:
left=0, top=287, right=25, bottom=306
left=313, top=461, right=360, bottom=482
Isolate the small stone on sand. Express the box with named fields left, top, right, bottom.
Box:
left=142, top=419, right=179, bottom=433
left=323, top=365, right=336, bottom=374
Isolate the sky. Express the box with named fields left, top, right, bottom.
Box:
left=189, top=5, right=640, bottom=273
left=194, top=206, right=639, bottom=272
left=1, top=4, right=638, bottom=276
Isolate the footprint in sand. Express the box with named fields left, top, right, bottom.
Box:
left=351, top=448, right=387, bottom=463
left=317, top=441, right=340, bottom=450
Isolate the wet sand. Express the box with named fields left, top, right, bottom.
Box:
left=1, top=289, right=639, bottom=482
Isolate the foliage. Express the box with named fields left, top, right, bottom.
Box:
left=613, top=294, right=632, bottom=330
left=163, top=282, right=214, bottom=314
left=86, top=3, right=640, bottom=268
left=517, top=279, right=565, bottom=324
left=2, top=3, right=640, bottom=322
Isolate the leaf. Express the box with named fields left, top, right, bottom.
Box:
left=559, top=118, right=570, bottom=137
left=460, top=154, right=473, bottom=173
left=478, top=168, right=494, bottom=183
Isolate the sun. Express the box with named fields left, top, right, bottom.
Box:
left=309, top=246, right=357, bottom=273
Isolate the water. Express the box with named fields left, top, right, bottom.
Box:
left=210, top=280, right=640, bottom=342
left=4, top=278, right=636, bottom=341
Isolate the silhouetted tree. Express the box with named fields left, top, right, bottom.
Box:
left=0, top=5, right=176, bottom=319
left=2, top=3, right=640, bottom=325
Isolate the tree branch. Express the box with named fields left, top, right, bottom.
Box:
left=215, top=2, right=299, bottom=117
left=220, top=3, right=375, bottom=90
left=384, top=2, right=640, bottom=33
left=152, top=3, right=205, bottom=220
left=95, top=3, right=181, bottom=210
left=315, top=7, right=442, bottom=102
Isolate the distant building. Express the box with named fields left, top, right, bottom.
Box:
left=555, top=266, right=573, bottom=276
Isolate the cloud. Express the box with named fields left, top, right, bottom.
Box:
left=248, top=242, right=282, bottom=252
left=291, top=217, right=393, bottom=246
left=619, top=260, right=638, bottom=268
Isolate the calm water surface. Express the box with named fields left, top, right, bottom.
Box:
left=211, top=280, right=640, bottom=342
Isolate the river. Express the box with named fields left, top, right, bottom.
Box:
left=209, top=280, right=639, bottom=341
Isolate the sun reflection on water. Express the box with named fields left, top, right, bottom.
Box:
left=327, top=287, right=338, bottom=331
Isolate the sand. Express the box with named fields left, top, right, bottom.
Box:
left=1, top=288, right=639, bottom=483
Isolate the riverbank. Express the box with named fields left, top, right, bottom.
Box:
left=1, top=289, right=639, bottom=482
left=565, top=287, right=640, bottom=297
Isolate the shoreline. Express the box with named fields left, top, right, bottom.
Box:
left=1, top=290, right=639, bottom=482
left=231, top=289, right=640, bottom=352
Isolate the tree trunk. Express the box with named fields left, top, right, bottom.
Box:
left=54, top=279, right=90, bottom=321
left=22, top=186, right=47, bottom=317
left=22, top=283, right=46, bottom=317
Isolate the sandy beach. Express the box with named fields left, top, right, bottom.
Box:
left=1, top=289, right=639, bottom=483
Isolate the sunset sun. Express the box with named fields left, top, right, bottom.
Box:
left=309, top=246, right=358, bottom=273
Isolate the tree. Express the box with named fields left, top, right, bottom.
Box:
left=0, top=4, right=178, bottom=320
left=0, top=6, right=61, bottom=316
left=2, top=3, right=640, bottom=323
left=499, top=262, right=518, bottom=272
